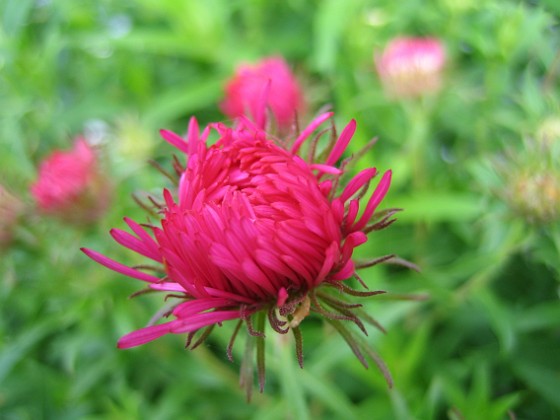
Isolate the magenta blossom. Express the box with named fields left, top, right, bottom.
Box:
left=83, top=113, right=399, bottom=395
left=376, top=37, right=446, bottom=98
left=220, top=57, right=305, bottom=130
left=31, top=138, right=110, bottom=223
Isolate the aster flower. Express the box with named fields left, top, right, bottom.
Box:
left=31, top=138, right=111, bottom=223
left=82, top=113, right=404, bottom=397
left=376, top=37, right=446, bottom=98
left=220, top=57, right=305, bottom=130
left=504, top=134, right=560, bottom=225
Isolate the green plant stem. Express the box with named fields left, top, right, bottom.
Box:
left=276, top=333, right=310, bottom=420
left=403, top=99, right=431, bottom=191
left=403, top=99, right=432, bottom=264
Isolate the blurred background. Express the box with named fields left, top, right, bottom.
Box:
left=1, top=0, right=559, bottom=418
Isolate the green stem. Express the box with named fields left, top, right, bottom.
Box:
left=403, top=99, right=432, bottom=264
left=403, top=99, right=431, bottom=191
left=276, top=333, right=310, bottom=420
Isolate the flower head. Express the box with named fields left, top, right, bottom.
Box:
left=31, top=138, right=111, bottom=223
left=504, top=133, right=560, bottom=225
left=83, top=113, right=400, bottom=396
left=376, top=37, right=446, bottom=98
left=508, top=171, right=560, bottom=224
left=220, top=57, right=305, bottom=130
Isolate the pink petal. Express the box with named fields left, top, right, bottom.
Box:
left=81, top=248, right=161, bottom=283
left=339, top=168, right=377, bottom=203
left=291, top=112, right=334, bottom=155
left=325, top=119, right=356, bottom=166
left=309, top=163, right=342, bottom=175
left=149, top=282, right=187, bottom=292
left=110, top=228, right=160, bottom=262
left=123, top=217, right=162, bottom=262
left=352, top=170, right=392, bottom=231
left=172, top=298, right=235, bottom=318
left=330, top=259, right=356, bottom=281
left=117, top=322, right=177, bottom=348
left=160, top=129, right=189, bottom=154
left=170, top=310, right=242, bottom=333
left=277, top=287, right=288, bottom=307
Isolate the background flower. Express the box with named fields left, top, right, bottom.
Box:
left=220, top=57, right=306, bottom=129
left=375, top=37, right=446, bottom=98
left=31, top=139, right=111, bottom=223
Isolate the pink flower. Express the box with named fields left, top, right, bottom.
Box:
left=0, top=184, right=23, bottom=249
left=83, top=113, right=398, bottom=394
left=31, top=138, right=110, bottom=223
left=376, top=37, right=446, bottom=98
left=220, top=57, right=305, bottom=130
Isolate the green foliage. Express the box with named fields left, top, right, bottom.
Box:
left=1, top=0, right=559, bottom=418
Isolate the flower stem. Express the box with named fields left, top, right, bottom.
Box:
left=276, top=333, right=310, bottom=420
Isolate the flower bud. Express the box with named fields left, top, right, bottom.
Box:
left=220, top=56, right=306, bottom=130
left=536, top=117, right=560, bottom=149
left=376, top=37, right=446, bottom=98
left=508, top=170, right=560, bottom=224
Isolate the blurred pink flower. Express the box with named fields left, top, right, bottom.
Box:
left=376, top=37, right=446, bottom=98
left=220, top=57, right=306, bottom=130
left=31, top=139, right=110, bottom=223
left=83, top=113, right=398, bottom=393
left=0, top=184, right=23, bottom=249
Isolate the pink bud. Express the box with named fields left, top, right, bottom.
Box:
left=376, top=37, right=446, bottom=98
left=220, top=57, right=306, bottom=130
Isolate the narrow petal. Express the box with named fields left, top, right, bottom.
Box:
left=330, top=259, right=356, bottom=281
left=110, top=228, right=160, bottom=262
left=291, top=112, right=334, bottom=155
left=171, top=310, right=242, bottom=333
left=352, top=170, right=392, bottom=231
left=186, top=116, right=201, bottom=155
left=123, top=217, right=162, bottom=262
left=325, top=119, right=356, bottom=166
left=173, top=298, right=235, bottom=318
left=117, top=322, right=177, bottom=348
left=160, top=129, right=189, bottom=154
left=339, top=168, right=377, bottom=203
left=309, top=163, right=343, bottom=175
left=81, top=248, right=161, bottom=283
left=149, top=282, right=187, bottom=292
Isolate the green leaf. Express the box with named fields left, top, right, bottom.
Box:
left=300, top=368, right=359, bottom=420
left=515, top=362, right=560, bottom=410
left=395, top=193, right=482, bottom=223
